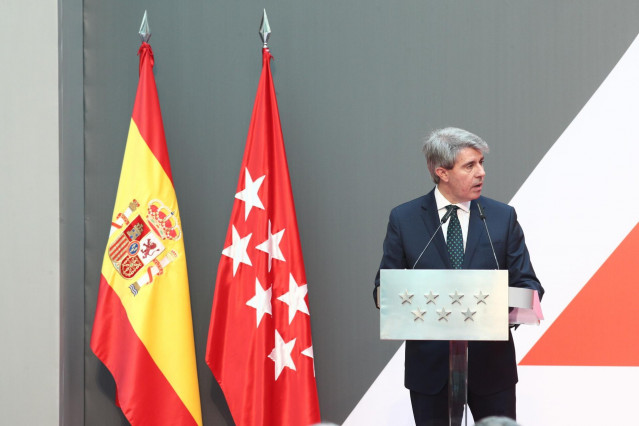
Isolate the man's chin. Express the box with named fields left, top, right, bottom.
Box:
left=470, top=189, right=482, bottom=200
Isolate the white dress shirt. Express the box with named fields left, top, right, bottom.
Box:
left=434, top=186, right=471, bottom=251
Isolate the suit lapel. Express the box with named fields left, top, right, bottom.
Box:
left=462, top=199, right=485, bottom=269
left=419, top=190, right=452, bottom=269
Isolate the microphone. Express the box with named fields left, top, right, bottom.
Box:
left=477, top=201, right=500, bottom=269
left=412, top=206, right=455, bottom=269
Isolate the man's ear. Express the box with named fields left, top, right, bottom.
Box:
left=435, top=167, right=449, bottom=183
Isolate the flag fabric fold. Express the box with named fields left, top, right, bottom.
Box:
left=206, top=47, right=321, bottom=426
left=91, top=41, right=203, bottom=426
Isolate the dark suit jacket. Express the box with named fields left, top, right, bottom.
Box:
left=374, top=189, right=543, bottom=395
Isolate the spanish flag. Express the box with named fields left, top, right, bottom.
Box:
left=90, top=40, right=203, bottom=426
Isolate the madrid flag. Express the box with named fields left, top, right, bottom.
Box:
left=91, top=41, right=203, bottom=426
left=206, top=47, right=321, bottom=426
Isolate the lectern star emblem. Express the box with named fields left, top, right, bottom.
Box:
left=411, top=307, right=426, bottom=321
left=436, top=307, right=451, bottom=321
left=424, top=290, right=439, bottom=305
left=449, top=290, right=464, bottom=305
left=399, top=289, right=414, bottom=304
left=462, top=308, right=477, bottom=322
left=474, top=291, right=489, bottom=304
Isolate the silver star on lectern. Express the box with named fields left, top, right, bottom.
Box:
left=411, top=307, right=426, bottom=321
left=462, top=308, right=477, bottom=322
left=474, top=291, right=489, bottom=304
left=424, top=290, right=439, bottom=305
left=449, top=290, right=464, bottom=305
left=399, top=289, right=414, bottom=304
left=436, top=307, right=451, bottom=322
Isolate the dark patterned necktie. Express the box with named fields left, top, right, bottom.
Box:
left=446, top=205, right=464, bottom=269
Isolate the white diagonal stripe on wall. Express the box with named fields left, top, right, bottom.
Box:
left=512, top=32, right=639, bottom=361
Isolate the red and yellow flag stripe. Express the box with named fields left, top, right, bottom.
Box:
left=91, top=42, right=202, bottom=426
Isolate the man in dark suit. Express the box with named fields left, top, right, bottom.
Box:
left=374, top=127, right=543, bottom=425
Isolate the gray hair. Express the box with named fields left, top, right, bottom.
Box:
left=422, top=127, right=489, bottom=184
left=474, top=416, right=520, bottom=426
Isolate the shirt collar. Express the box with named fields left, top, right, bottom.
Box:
left=434, top=186, right=471, bottom=213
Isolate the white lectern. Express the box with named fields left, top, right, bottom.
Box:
left=380, top=269, right=508, bottom=426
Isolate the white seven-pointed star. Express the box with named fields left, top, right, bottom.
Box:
left=221, top=225, right=252, bottom=276
left=246, top=278, right=272, bottom=327
left=301, top=346, right=314, bottom=359
left=268, top=330, right=296, bottom=380
left=256, top=220, right=286, bottom=271
left=235, top=168, right=266, bottom=220
left=302, top=346, right=316, bottom=376
left=277, top=273, right=310, bottom=324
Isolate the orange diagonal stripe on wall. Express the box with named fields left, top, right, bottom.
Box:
left=520, top=222, right=639, bottom=366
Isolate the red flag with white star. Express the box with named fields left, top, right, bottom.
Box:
left=206, top=48, right=321, bottom=426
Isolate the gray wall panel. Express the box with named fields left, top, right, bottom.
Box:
left=75, top=1, right=639, bottom=424
left=60, top=0, right=85, bottom=423
left=1, top=0, right=60, bottom=425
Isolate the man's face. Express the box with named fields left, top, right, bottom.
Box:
left=436, top=147, right=485, bottom=204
